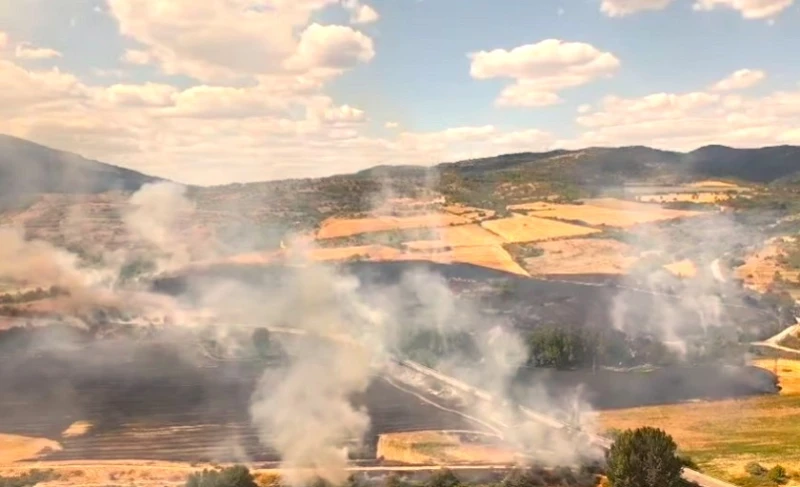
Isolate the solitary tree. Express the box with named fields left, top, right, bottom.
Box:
left=606, top=427, right=684, bottom=487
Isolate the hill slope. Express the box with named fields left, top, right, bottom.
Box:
left=0, top=134, right=164, bottom=200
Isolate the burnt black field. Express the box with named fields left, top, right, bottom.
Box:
left=0, top=260, right=784, bottom=464
left=0, top=335, right=481, bottom=463
left=152, top=260, right=782, bottom=339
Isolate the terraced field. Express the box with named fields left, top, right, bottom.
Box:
left=0, top=340, right=483, bottom=465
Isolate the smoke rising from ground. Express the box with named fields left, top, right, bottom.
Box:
left=0, top=179, right=601, bottom=483
left=609, top=209, right=778, bottom=360
left=124, top=181, right=197, bottom=273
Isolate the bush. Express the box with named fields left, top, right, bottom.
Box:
left=745, top=462, right=767, bottom=477
left=0, top=469, right=59, bottom=487
left=767, top=465, right=788, bottom=485
left=426, top=469, right=461, bottom=487
left=185, top=465, right=258, bottom=487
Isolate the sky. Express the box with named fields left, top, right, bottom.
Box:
left=1, top=0, right=799, bottom=185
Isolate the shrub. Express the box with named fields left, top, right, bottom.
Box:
left=744, top=462, right=767, bottom=477
left=0, top=469, right=59, bottom=487
left=426, top=469, right=461, bottom=487
left=185, top=465, right=258, bottom=487
left=767, top=465, right=788, bottom=485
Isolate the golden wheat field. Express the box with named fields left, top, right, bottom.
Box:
left=403, top=224, right=506, bottom=250
left=526, top=203, right=700, bottom=228
left=480, top=215, right=600, bottom=243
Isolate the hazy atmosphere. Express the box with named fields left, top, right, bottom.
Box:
left=2, top=2, right=800, bottom=487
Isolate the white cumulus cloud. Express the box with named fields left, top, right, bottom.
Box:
left=600, top=0, right=794, bottom=18
left=15, top=42, right=62, bottom=60
left=469, top=39, right=620, bottom=107
left=710, top=69, right=766, bottom=92
left=601, top=0, right=675, bottom=16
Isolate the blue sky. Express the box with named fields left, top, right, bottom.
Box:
left=0, top=0, right=799, bottom=184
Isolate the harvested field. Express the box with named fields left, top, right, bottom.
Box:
left=443, top=205, right=496, bottom=221
left=317, top=214, right=469, bottom=240
left=0, top=338, right=484, bottom=466
left=597, top=361, right=800, bottom=484
left=506, top=202, right=555, bottom=212
left=0, top=434, right=62, bottom=464
left=480, top=216, right=600, bottom=243
left=375, top=431, right=516, bottom=465
left=403, top=225, right=505, bottom=250
left=400, top=245, right=528, bottom=276
left=687, top=180, right=742, bottom=189
left=578, top=198, right=672, bottom=212
left=522, top=238, right=638, bottom=276
left=637, top=192, right=736, bottom=204
left=522, top=203, right=700, bottom=228
left=663, top=259, right=698, bottom=278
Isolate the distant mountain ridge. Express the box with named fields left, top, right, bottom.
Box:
left=0, top=134, right=164, bottom=198
left=358, top=144, right=800, bottom=186
left=3, top=134, right=800, bottom=196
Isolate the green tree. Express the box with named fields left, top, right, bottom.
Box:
left=606, top=427, right=684, bottom=487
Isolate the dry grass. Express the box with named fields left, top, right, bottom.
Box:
left=316, top=214, right=469, bottom=239
left=62, top=421, right=92, bottom=438
left=580, top=198, right=673, bottom=212
left=480, top=215, right=600, bottom=243
left=663, top=259, right=698, bottom=278
left=687, top=180, right=742, bottom=189
left=403, top=224, right=506, bottom=250
left=637, top=192, right=736, bottom=204
left=598, top=359, right=800, bottom=483
left=444, top=205, right=497, bottom=221
left=375, top=431, right=517, bottom=465
left=524, top=238, right=638, bottom=276
left=524, top=203, right=700, bottom=228
left=735, top=240, right=800, bottom=292
left=0, top=434, right=62, bottom=464
left=0, top=460, right=202, bottom=487
left=506, top=202, right=557, bottom=212
left=753, top=358, right=800, bottom=396
left=401, top=245, right=529, bottom=276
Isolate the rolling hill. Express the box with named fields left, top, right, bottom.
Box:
left=0, top=134, right=164, bottom=204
